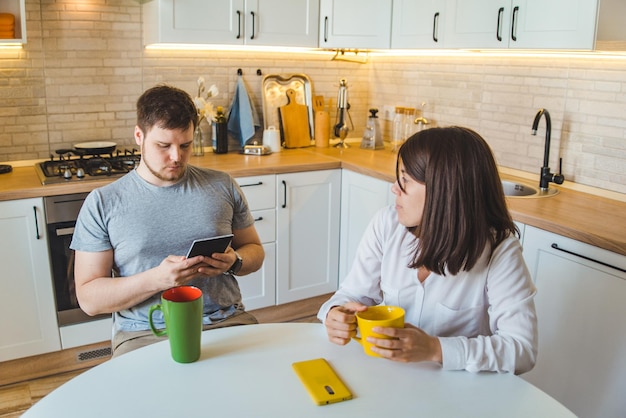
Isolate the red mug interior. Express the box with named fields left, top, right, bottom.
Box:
left=163, top=286, right=202, bottom=302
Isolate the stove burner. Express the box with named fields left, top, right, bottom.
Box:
left=35, top=149, right=141, bottom=185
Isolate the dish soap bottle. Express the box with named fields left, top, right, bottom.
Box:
left=212, top=106, right=228, bottom=154
left=361, top=108, right=384, bottom=150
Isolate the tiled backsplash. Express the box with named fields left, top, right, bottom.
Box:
left=0, top=0, right=624, bottom=195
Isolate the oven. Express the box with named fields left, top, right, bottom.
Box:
left=44, top=193, right=109, bottom=326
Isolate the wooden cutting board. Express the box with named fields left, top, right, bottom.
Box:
left=279, top=89, right=311, bottom=148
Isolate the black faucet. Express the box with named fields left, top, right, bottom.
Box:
left=531, top=108, right=564, bottom=191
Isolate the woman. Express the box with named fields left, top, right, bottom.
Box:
left=318, top=126, right=537, bottom=374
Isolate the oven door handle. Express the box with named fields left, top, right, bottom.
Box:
left=56, top=227, right=75, bottom=236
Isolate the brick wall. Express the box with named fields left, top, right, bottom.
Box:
left=0, top=0, right=624, bottom=194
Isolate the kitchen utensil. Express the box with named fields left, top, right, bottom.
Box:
left=313, top=95, right=325, bottom=112
left=279, top=89, right=312, bottom=148
left=73, top=141, right=117, bottom=155
left=314, top=110, right=330, bottom=148
left=261, top=74, right=314, bottom=141
left=0, top=164, right=12, bottom=174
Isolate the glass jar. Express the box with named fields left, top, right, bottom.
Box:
left=392, top=106, right=405, bottom=152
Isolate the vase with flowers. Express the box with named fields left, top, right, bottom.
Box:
left=193, top=77, right=219, bottom=156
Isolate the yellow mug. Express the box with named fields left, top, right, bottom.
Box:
left=353, top=305, right=405, bottom=357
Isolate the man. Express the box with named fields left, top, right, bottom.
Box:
left=71, top=85, right=264, bottom=357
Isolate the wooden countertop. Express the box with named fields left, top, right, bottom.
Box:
left=1, top=146, right=625, bottom=256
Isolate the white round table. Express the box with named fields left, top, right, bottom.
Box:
left=23, top=323, right=574, bottom=417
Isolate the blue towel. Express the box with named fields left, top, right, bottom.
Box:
left=227, top=76, right=260, bottom=146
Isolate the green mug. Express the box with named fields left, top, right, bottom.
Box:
left=149, top=286, right=203, bottom=363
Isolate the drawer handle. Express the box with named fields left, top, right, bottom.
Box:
left=282, top=180, right=287, bottom=208
left=33, top=206, right=41, bottom=240
left=511, top=6, right=519, bottom=42
left=240, top=181, right=263, bottom=188
left=551, top=243, right=626, bottom=273
left=432, top=12, right=439, bottom=42
left=236, top=10, right=242, bottom=39
left=496, top=7, right=504, bottom=42
left=254, top=216, right=264, bottom=222
left=250, top=11, right=256, bottom=40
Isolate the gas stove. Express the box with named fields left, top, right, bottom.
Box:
left=35, top=149, right=141, bottom=185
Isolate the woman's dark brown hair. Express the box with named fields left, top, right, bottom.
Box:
left=396, top=126, right=517, bottom=275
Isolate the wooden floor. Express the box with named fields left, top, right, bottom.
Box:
left=0, top=293, right=329, bottom=417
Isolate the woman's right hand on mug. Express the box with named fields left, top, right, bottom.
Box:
left=325, top=302, right=369, bottom=345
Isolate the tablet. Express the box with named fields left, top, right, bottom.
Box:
left=292, top=358, right=353, bottom=406
left=185, top=234, right=234, bottom=258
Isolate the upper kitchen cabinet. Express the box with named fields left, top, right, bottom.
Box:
left=0, top=0, right=26, bottom=44
left=391, top=0, right=446, bottom=49
left=444, top=0, right=598, bottom=50
left=595, top=0, right=626, bottom=50
left=319, top=0, right=392, bottom=49
left=143, top=0, right=319, bottom=47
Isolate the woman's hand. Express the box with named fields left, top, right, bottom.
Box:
left=367, top=323, right=443, bottom=364
left=324, top=302, right=369, bottom=345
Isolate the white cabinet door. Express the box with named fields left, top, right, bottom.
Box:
left=444, top=0, right=598, bottom=49
left=236, top=175, right=276, bottom=309
left=246, top=0, right=319, bottom=47
left=276, top=170, right=341, bottom=304
left=319, top=0, right=393, bottom=49
left=238, top=242, right=276, bottom=310
left=143, top=0, right=319, bottom=47
left=509, top=0, right=598, bottom=49
left=391, top=0, right=446, bottom=48
left=0, top=198, right=61, bottom=361
left=339, top=170, right=393, bottom=282
left=521, top=226, right=626, bottom=418
left=143, top=0, right=245, bottom=46
left=444, top=0, right=511, bottom=48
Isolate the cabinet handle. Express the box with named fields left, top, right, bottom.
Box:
left=551, top=243, right=626, bottom=273
left=250, top=11, right=256, bottom=40
left=281, top=180, right=287, bottom=208
left=511, top=6, right=519, bottom=42
left=236, top=10, right=242, bottom=39
left=324, top=16, right=328, bottom=43
left=432, top=12, right=439, bottom=43
left=496, top=7, right=504, bottom=41
left=253, top=216, right=264, bottom=222
left=33, top=206, right=41, bottom=240
left=239, top=181, right=263, bottom=188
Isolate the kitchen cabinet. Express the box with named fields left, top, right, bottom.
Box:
left=521, top=225, right=626, bottom=418
left=391, top=0, right=446, bottom=49
left=143, top=0, right=319, bottom=47
left=0, top=198, right=61, bottom=361
left=276, top=170, right=341, bottom=304
left=235, top=175, right=276, bottom=310
left=319, top=0, right=393, bottom=49
left=339, top=170, right=393, bottom=282
left=0, top=0, right=25, bottom=44
left=444, top=0, right=598, bottom=50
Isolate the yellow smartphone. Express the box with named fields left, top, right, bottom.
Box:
left=292, top=358, right=353, bottom=406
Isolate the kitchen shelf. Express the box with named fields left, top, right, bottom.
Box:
left=0, top=0, right=26, bottom=44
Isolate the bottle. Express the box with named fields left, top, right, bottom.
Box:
left=360, top=109, right=376, bottom=149
left=212, top=106, right=228, bottom=154
left=192, top=124, right=204, bottom=156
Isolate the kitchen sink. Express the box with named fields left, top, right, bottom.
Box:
left=501, top=180, right=559, bottom=198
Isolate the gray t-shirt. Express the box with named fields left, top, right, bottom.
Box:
left=70, top=166, right=254, bottom=332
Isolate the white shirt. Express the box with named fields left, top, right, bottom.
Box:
left=318, top=205, right=538, bottom=374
